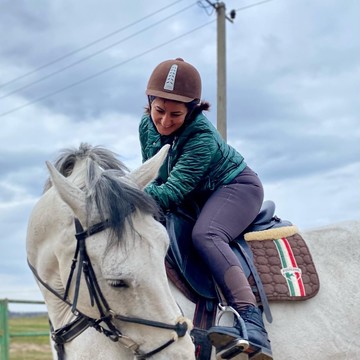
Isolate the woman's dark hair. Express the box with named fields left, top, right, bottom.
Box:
left=185, top=100, right=210, bottom=120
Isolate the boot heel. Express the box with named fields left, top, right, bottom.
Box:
left=216, top=338, right=249, bottom=359
left=248, top=345, right=273, bottom=360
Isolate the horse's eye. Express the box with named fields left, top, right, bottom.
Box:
left=107, top=279, right=129, bottom=288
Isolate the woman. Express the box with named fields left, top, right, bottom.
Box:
left=139, top=58, right=272, bottom=359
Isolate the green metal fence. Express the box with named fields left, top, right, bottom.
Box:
left=0, top=298, right=48, bottom=360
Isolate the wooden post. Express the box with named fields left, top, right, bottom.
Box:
left=216, top=2, right=227, bottom=141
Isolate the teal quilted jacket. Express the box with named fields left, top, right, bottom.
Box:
left=139, top=113, right=247, bottom=210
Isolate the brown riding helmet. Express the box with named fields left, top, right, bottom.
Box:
left=146, top=58, right=202, bottom=103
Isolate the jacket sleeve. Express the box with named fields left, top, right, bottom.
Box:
left=144, top=130, right=216, bottom=210
left=139, top=115, right=151, bottom=163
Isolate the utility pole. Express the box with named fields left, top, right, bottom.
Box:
left=204, top=1, right=235, bottom=142
left=217, top=2, right=227, bottom=141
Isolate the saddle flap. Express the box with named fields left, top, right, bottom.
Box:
left=166, top=211, right=217, bottom=300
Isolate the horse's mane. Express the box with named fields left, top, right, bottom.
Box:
left=45, top=143, right=160, bottom=248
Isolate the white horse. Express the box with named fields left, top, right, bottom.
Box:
left=27, top=143, right=360, bottom=360
left=26, top=143, right=195, bottom=360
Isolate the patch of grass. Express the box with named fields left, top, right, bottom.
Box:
left=9, top=315, right=52, bottom=360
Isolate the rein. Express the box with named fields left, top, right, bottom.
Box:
left=28, top=218, right=189, bottom=359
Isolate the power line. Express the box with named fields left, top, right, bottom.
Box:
left=0, top=2, right=197, bottom=101
left=0, top=19, right=216, bottom=118
left=235, top=0, right=277, bottom=12
left=197, top=0, right=215, bottom=15
left=0, top=0, right=186, bottom=89
left=0, top=0, right=277, bottom=117
left=198, top=0, right=277, bottom=20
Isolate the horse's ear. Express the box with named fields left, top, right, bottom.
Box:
left=46, top=161, right=87, bottom=225
left=128, top=144, right=170, bottom=189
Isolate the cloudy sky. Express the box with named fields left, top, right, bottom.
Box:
left=1, top=0, right=359, bottom=310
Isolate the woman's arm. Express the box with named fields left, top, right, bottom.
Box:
left=145, top=131, right=216, bottom=210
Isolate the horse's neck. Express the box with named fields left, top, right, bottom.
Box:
left=27, top=188, right=79, bottom=328
left=169, top=281, right=196, bottom=320
left=47, top=295, right=77, bottom=329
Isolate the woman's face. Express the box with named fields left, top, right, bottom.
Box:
left=150, top=97, right=188, bottom=136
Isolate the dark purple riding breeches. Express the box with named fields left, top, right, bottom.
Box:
left=192, top=166, right=264, bottom=310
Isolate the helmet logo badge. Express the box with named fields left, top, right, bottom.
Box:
left=163, top=64, right=178, bottom=91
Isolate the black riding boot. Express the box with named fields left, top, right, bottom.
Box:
left=208, top=305, right=272, bottom=359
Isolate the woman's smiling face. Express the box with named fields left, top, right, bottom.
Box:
left=150, top=97, right=188, bottom=136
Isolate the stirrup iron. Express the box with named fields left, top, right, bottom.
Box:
left=215, top=304, right=250, bottom=359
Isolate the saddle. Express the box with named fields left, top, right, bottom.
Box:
left=165, top=200, right=320, bottom=314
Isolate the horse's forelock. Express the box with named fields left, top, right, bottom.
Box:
left=87, top=168, right=160, bottom=250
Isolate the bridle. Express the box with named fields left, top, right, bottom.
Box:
left=28, top=218, right=190, bottom=360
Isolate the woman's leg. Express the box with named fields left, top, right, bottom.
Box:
left=192, top=167, right=264, bottom=311
left=192, top=168, right=272, bottom=357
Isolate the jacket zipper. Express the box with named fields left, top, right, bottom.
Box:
left=167, top=136, right=177, bottom=176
